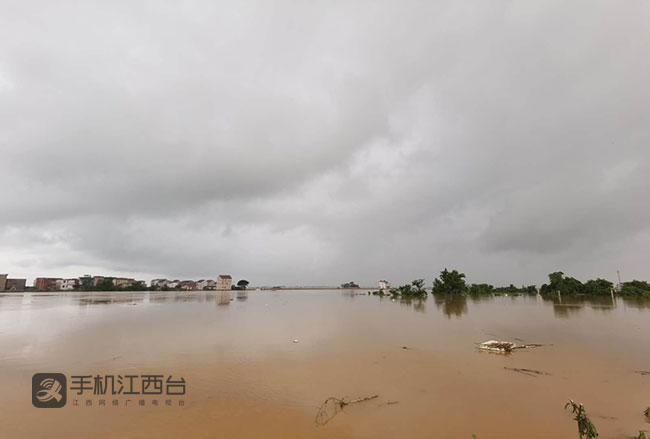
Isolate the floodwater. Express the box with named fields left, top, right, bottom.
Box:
left=0, top=290, right=649, bottom=439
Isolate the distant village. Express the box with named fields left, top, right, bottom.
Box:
left=0, top=272, right=388, bottom=293
left=0, top=273, right=250, bottom=292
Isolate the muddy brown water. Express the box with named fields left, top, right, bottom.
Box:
left=0, top=290, right=648, bottom=438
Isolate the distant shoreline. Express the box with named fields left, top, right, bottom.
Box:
left=0, top=286, right=377, bottom=293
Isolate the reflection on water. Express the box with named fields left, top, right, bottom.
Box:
left=433, top=294, right=468, bottom=318
left=217, top=291, right=231, bottom=305
left=377, top=295, right=428, bottom=313
left=540, top=294, right=617, bottom=318
left=1, top=290, right=649, bottom=439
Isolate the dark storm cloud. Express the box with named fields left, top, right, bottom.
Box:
left=1, top=1, right=649, bottom=285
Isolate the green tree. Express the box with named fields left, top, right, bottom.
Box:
left=128, top=281, right=148, bottom=291
left=583, top=279, right=613, bottom=296
left=524, top=285, right=538, bottom=295
left=388, top=280, right=427, bottom=298
left=494, top=284, right=520, bottom=295
left=620, top=280, right=650, bottom=297
left=468, top=283, right=494, bottom=295
left=411, top=279, right=425, bottom=293
left=540, top=272, right=583, bottom=296
left=432, top=269, right=467, bottom=295
left=96, top=278, right=115, bottom=291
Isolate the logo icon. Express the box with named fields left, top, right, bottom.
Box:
left=32, top=373, right=67, bottom=408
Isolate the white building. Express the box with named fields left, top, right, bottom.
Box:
left=151, top=279, right=169, bottom=289
left=216, top=275, right=232, bottom=291
left=196, top=279, right=216, bottom=290
left=58, top=278, right=79, bottom=290
left=379, top=280, right=391, bottom=291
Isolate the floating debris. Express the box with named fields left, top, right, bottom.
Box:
left=292, top=339, right=299, bottom=343
left=315, top=395, right=379, bottom=426
left=477, top=340, right=516, bottom=353
left=504, top=367, right=551, bottom=377
left=516, top=343, right=550, bottom=349
left=634, top=370, right=650, bottom=376
left=476, top=340, right=551, bottom=353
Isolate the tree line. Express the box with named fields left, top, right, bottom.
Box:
left=374, top=269, right=650, bottom=298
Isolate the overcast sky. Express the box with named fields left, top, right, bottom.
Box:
left=1, top=1, right=649, bottom=287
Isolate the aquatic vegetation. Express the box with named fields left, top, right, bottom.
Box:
left=388, top=279, right=427, bottom=298
left=565, top=400, right=598, bottom=439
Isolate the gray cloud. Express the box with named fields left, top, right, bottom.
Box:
left=1, top=0, right=649, bottom=286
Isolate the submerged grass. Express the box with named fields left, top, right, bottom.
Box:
left=563, top=400, right=650, bottom=439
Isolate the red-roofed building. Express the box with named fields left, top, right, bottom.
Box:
left=216, top=275, right=232, bottom=291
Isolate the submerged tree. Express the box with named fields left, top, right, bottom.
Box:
left=620, top=280, right=650, bottom=297
left=582, top=279, right=614, bottom=296
left=411, top=279, right=426, bottom=294
left=432, top=269, right=467, bottom=295
left=540, top=272, right=584, bottom=296
left=388, top=279, right=427, bottom=298
left=468, top=283, right=494, bottom=295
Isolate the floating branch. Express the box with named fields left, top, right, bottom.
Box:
left=513, top=343, right=553, bottom=350
left=504, top=367, right=551, bottom=377
left=315, top=395, right=379, bottom=426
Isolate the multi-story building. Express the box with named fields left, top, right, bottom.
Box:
left=5, top=279, right=27, bottom=291
left=216, top=275, right=232, bottom=291
left=196, top=279, right=216, bottom=290
left=180, top=281, right=197, bottom=291
left=57, top=279, right=79, bottom=291
left=92, top=276, right=105, bottom=287
left=151, top=279, right=169, bottom=289
left=379, top=280, right=391, bottom=291
left=114, top=278, right=136, bottom=288
left=35, top=278, right=61, bottom=291
left=0, top=274, right=7, bottom=291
